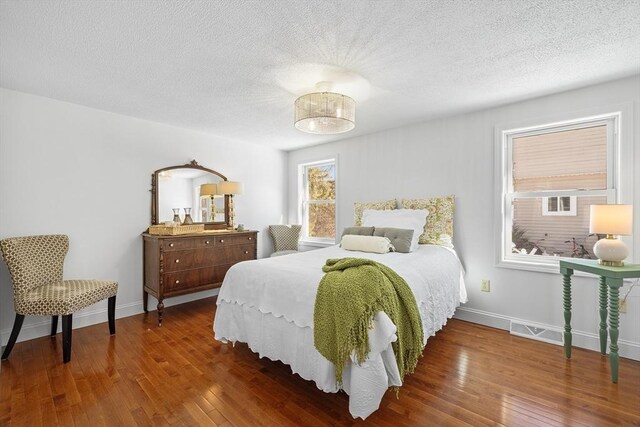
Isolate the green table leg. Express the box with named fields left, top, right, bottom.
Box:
left=598, top=276, right=608, bottom=355
left=608, top=278, right=621, bottom=383
left=562, top=271, right=573, bottom=359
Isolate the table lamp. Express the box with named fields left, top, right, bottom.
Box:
left=218, top=180, right=244, bottom=230
left=589, top=204, right=633, bottom=267
left=200, top=183, right=218, bottom=222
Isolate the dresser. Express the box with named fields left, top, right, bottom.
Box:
left=142, top=230, right=257, bottom=325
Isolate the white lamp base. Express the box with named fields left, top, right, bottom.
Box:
left=593, top=236, right=628, bottom=267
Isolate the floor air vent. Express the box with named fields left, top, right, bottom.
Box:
left=510, top=321, right=563, bottom=346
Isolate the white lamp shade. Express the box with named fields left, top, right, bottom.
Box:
left=589, top=204, right=633, bottom=235
left=218, top=181, right=244, bottom=195
left=200, top=183, right=218, bottom=196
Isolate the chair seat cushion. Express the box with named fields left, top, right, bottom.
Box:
left=15, top=279, right=118, bottom=316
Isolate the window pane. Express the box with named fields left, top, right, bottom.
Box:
left=308, top=203, right=335, bottom=238
left=307, top=164, right=335, bottom=201
left=548, top=197, right=558, bottom=212
left=512, top=195, right=607, bottom=258
left=560, top=196, right=571, bottom=211
left=512, top=125, right=607, bottom=191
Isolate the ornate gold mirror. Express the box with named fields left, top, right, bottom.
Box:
left=151, top=160, right=230, bottom=229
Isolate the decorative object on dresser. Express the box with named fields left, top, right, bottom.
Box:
left=268, top=224, right=302, bottom=257
left=0, top=234, right=118, bottom=363
left=151, top=160, right=231, bottom=229
left=143, top=230, right=257, bottom=326
left=146, top=160, right=254, bottom=325
left=218, top=180, right=244, bottom=230
left=182, top=207, right=194, bottom=225
left=200, top=183, right=221, bottom=223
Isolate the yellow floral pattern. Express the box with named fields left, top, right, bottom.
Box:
left=401, top=196, right=455, bottom=244
left=353, top=199, right=397, bottom=226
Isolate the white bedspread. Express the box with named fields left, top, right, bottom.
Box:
left=213, top=244, right=466, bottom=419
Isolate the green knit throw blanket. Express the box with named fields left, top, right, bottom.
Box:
left=313, top=257, right=424, bottom=387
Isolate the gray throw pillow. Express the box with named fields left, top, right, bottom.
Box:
left=341, top=226, right=375, bottom=238
left=373, top=227, right=414, bottom=253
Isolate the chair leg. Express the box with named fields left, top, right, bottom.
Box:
left=61, top=314, right=73, bottom=363
left=108, top=295, right=116, bottom=335
left=51, top=316, right=59, bottom=337
left=1, top=314, right=25, bottom=360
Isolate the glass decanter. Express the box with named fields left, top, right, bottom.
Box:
left=172, top=208, right=181, bottom=224
left=182, top=207, right=194, bottom=225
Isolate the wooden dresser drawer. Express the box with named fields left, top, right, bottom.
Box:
left=162, top=236, right=215, bottom=251
left=162, top=248, right=217, bottom=272
left=163, top=265, right=230, bottom=292
left=213, top=233, right=256, bottom=246
left=216, top=243, right=256, bottom=263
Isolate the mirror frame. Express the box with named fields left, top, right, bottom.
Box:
left=151, top=160, right=230, bottom=229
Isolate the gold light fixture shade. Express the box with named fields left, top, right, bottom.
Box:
left=218, top=181, right=244, bottom=195
left=200, top=183, right=218, bottom=196
left=294, top=91, right=355, bottom=134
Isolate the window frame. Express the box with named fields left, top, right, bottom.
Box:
left=298, top=158, right=337, bottom=246
left=542, top=195, right=577, bottom=216
left=496, top=111, right=622, bottom=272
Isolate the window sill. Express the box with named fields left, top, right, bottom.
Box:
left=300, top=239, right=336, bottom=248
left=497, top=258, right=564, bottom=275
left=497, top=257, right=634, bottom=279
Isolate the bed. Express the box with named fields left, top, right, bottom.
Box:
left=213, top=243, right=467, bottom=419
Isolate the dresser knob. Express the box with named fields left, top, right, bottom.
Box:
left=244, top=250, right=249, bottom=254
left=169, top=243, right=174, bottom=247
left=175, top=280, right=180, bottom=284
left=220, top=239, right=224, bottom=243
left=175, top=259, right=180, bottom=263
left=205, top=240, right=210, bottom=245
left=248, top=237, right=252, bottom=240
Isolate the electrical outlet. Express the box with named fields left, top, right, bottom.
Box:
left=481, top=279, right=491, bottom=292
left=619, top=299, right=627, bottom=314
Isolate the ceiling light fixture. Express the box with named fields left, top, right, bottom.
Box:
left=294, top=81, right=355, bottom=134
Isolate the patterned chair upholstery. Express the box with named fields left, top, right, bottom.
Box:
left=0, top=234, right=118, bottom=363
left=268, top=225, right=302, bottom=257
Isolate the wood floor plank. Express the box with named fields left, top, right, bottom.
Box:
left=1, top=297, right=638, bottom=426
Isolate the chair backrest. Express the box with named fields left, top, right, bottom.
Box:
left=0, top=234, right=69, bottom=296
left=268, top=225, right=302, bottom=252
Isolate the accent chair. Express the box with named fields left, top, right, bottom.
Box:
left=0, top=234, right=118, bottom=363
left=268, top=225, right=302, bottom=257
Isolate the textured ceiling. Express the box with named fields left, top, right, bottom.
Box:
left=1, top=0, right=639, bottom=150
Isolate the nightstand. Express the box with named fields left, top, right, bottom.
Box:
left=559, top=259, right=640, bottom=383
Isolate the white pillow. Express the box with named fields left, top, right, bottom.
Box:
left=362, top=209, right=429, bottom=252
left=340, top=235, right=394, bottom=254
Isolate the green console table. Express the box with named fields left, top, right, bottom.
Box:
left=559, top=259, right=640, bottom=383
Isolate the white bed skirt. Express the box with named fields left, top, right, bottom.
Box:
left=214, top=300, right=456, bottom=419
left=213, top=245, right=466, bottom=419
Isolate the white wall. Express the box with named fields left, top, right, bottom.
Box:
left=287, top=75, right=640, bottom=359
left=0, top=88, right=287, bottom=344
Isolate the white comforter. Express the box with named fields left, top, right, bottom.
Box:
left=213, top=244, right=466, bottom=419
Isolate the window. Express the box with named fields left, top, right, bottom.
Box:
left=498, top=113, right=619, bottom=269
left=299, top=159, right=336, bottom=243
left=542, top=196, right=576, bottom=216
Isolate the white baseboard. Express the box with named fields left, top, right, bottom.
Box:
left=455, top=306, right=640, bottom=361
left=0, top=289, right=220, bottom=346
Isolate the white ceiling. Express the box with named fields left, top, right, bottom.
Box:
left=1, top=1, right=639, bottom=151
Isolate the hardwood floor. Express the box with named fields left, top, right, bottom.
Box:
left=1, top=298, right=638, bottom=426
